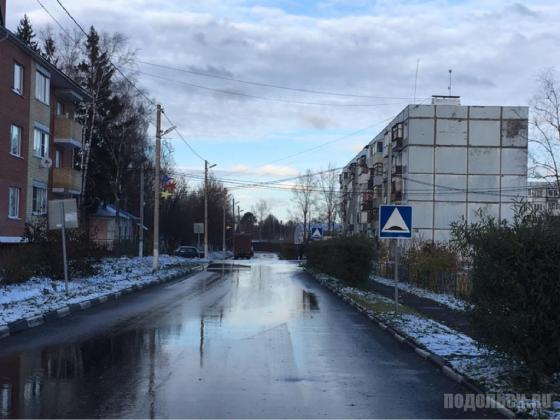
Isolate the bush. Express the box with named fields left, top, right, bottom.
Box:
left=279, top=243, right=298, bottom=260
left=402, top=241, right=461, bottom=294
left=0, top=219, right=109, bottom=284
left=306, top=235, right=378, bottom=286
left=451, top=204, right=560, bottom=375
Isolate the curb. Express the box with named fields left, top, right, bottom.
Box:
left=0, top=265, right=204, bottom=342
left=313, top=275, right=517, bottom=419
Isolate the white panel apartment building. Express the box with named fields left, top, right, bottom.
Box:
left=340, top=97, right=529, bottom=241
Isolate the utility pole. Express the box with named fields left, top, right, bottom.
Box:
left=152, top=104, right=162, bottom=272
left=204, top=160, right=209, bottom=259
left=204, top=160, right=217, bottom=259
left=387, top=132, right=399, bottom=312
left=232, top=197, right=235, bottom=255
left=139, top=162, right=144, bottom=258
left=222, top=192, right=226, bottom=254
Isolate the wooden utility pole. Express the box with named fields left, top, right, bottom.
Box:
left=204, top=160, right=209, bottom=259
left=152, top=104, right=162, bottom=272
left=222, top=192, right=226, bottom=254
left=387, top=132, right=399, bottom=312
left=139, top=162, right=145, bottom=258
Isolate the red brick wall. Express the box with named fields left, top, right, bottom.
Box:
left=0, top=40, right=31, bottom=239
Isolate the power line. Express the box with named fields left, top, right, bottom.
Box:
left=50, top=0, right=208, bottom=163
left=258, top=116, right=395, bottom=167
left=35, top=0, right=73, bottom=40
left=162, top=112, right=207, bottom=162
left=131, top=69, right=409, bottom=108
left=53, top=0, right=156, bottom=108
left=136, top=60, right=422, bottom=101
left=175, top=168, right=531, bottom=198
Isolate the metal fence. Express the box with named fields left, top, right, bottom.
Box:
left=374, top=262, right=472, bottom=299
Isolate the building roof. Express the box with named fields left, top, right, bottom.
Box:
left=0, top=25, right=92, bottom=102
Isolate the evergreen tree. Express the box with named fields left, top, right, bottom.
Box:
left=16, top=15, right=39, bottom=52
left=76, top=26, right=119, bottom=207
left=42, top=36, right=58, bottom=64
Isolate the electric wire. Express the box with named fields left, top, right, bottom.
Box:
left=132, top=69, right=410, bottom=108
left=136, top=60, right=423, bottom=101
left=50, top=0, right=209, bottom=163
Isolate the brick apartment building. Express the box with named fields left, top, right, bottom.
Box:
left=0, top=0, right=90, bottom=243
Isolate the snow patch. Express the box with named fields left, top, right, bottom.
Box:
left=371, top=275, right=469, bottom=311
left=0, top=255, right=199, bottom=325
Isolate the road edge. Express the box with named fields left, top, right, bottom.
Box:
left=308, top=270, right=516, bottom=419
left=0, top=264, right=205, bottom=341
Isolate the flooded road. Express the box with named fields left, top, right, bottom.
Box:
left=0, top=255, right=492, bottom=418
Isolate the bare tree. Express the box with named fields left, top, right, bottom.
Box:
left=318, top=163, right=339, bottom=235
left=252, top=198, right=271, bottom=239
left=531, top=68, right=560, bottom=194
left=292, top=170, right=317, bottom=242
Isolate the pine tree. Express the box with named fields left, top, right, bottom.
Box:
left=16, top=15, right=39, bottom=52
left=42, top=36, right=58, bottom=64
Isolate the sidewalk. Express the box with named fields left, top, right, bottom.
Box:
left=309, top=269, right=560, bottom=418
left=366, top=277, right=472, bottom=337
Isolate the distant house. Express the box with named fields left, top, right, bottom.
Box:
left=89, top=204, right=141, bottom=249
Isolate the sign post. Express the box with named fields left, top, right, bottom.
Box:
left=48, top=199, right=79, bottom=296
left=194, top=223, right=204, bottom=252
left=379, top=205, right=412, bottom=313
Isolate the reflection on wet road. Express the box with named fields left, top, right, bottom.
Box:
left=0, top=254, right=490, bottom=418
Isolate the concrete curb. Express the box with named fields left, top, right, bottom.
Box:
left=312, top=274, right=517, bottom=419
left=0, top=264, right=204, bottom=342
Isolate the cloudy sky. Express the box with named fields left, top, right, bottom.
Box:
left=6, top=0, right=560, bottom=220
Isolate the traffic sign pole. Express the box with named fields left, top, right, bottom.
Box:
left=379, top=205, right=413, bottom=313
left=394, top=239, right=399, bottom=312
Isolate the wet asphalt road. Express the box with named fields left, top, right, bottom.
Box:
left=0, top=254, right=499, bottom=418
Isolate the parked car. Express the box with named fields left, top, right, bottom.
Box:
left=175, top=246, right=202, bottom=259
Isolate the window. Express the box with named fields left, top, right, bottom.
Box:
left=8, top=187, right=20, bottom=219
left=13, top=63, right=23, bottom=95
left=32, top=185, right=47, bottom=215
left=33, top=128, right=49, bottom=158
left=35, top=71, right=50, bottom=104
left=55, top=149, right=62, bottom=168
left=376, top=141, right=383, bottom=153
left=56, top=101, right=64, bottom=116
left=10, top=125, right=22, bottom=157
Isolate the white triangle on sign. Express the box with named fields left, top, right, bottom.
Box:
left=311, top=228, right=322, bottom=239
left=382, top=208, right=410, bottom=233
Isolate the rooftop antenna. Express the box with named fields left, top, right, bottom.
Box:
left=413, top=59, right=420, bottom=104
left=448, top=69, right=452, bottom=96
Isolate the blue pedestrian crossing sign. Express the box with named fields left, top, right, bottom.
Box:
left=379, top=205, right=413, bottom=239
left=310, top=227, right=323, bottom=240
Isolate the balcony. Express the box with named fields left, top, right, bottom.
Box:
left=391, top=191, right=402, bottom=202
left=53, top=167, right=82, bottom=194
left=361, top=201, right=373, bottom=211
left=54, top=117, right=84, bottom=148
left=392, top=138, right=403, bottom=151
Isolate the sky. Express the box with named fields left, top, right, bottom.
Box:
left=6, top=0, right=560, bottom=220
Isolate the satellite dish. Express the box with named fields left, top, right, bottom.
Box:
left=40, top=156, right=53, bottom=168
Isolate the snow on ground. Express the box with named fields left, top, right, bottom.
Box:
left=371, top=275, right=468, bottom=311
left=312, top=270, right=560, bottom=418
left=0, top=255, right=200, bottom=326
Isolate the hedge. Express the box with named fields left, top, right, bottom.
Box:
left=306, top=236, right=378, bottom=287
left=451, top=207, right=560, bottom=375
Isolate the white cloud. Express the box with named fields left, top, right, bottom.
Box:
left=7, top=0, right=560, bottom=220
